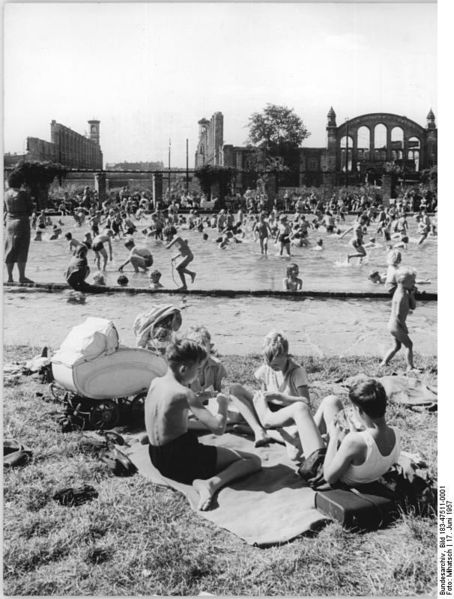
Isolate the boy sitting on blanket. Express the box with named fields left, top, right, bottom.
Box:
left=253, top=376, right=401, bottom=487
left=229, top=331, right=311, bottom=455
left=145, top=338, right=261, bottom=511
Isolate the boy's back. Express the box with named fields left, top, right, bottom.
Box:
left=145, top=376, right=189, bottom=445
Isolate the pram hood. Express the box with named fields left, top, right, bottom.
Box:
left=133, top=304, right=182, bottom=349
left=52, top=317, right=120, bottom=368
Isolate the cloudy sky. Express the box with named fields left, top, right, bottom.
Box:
left=4, top=2, right=437, bottom=166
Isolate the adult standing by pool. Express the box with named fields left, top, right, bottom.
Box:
left=4, top=171, right=34, bottom=284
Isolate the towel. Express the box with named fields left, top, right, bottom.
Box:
left=126, top=432, right=327, bottom=546
left=311, top=373, right=437, bottom=407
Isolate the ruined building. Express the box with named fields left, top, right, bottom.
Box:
left=195, top=109, right=437, bottom=190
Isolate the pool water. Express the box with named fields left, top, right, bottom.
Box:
left=23, top=215, right=437, bottom=292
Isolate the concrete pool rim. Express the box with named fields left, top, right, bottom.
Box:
left=3, top=281, right=438, bottom=301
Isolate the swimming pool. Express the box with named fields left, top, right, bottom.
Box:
left=23, top=214, right=437, bottom=292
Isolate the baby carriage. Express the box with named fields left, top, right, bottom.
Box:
left=49, top=316, right=169, bottom=430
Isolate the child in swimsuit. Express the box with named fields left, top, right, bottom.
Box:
left=347, top=228, right=367, bottom=264
left=118, top=239, right=153, bottom=273
left=283, top=263, right=302, bottom=291
left=92, top=230, right=113, bottom=271
left=276, top=216, right=292, bottom=257
left=380, top=268, right=417, bottom=371
left=253, top=212, right=272, bottom=255
left=149, top=270, right=164, bottom=289
left=145, top=339, right=261, bottom=510
left=166, top=236, right=196, bottom=290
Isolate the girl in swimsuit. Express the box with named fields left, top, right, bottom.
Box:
left=276, top=216, right=291, bottom=257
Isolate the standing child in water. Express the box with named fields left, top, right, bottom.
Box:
left=276, top=215, right=292, bottom=257
left=380, top=268, right=417, bottom=371
left=253, top=212, right=272, bottom=255
left=92, top=229, right=113, bottom=271
left=145, top=339, right=261, bottom=510
left=166, top=236, right=196, bottom=290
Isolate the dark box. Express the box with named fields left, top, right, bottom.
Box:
left=315, top=487, right=398, bottom=531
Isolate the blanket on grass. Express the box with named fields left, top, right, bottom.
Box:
left=126, top=432, right=327, bottom=546
left=311, top=373, right=437, bottom=407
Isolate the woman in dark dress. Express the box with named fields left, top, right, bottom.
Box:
left=4, top=171, right=34, bottom=283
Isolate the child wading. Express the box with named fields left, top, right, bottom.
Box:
left=145, top=339, right=261, bottom=510
left=166, top=236, right=196, bottom=290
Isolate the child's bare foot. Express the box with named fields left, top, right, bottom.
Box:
left=177, top=285, right=188, bottom=291
left=193, top=479, right=215, bottom=511
left=7, top=278, right=14, bottom=283
left=19, top=277, right=34, bottom=284
left=254, top=432, right=272, bottom=448
left=190, top=272, right=196, bottom=283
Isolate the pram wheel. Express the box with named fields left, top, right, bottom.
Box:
left=90, top=400, right=120, bottom=430
left=49, top=382, right=68, bottom=404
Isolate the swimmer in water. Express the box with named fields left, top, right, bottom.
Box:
left=65, top=232, right=82, bottom=254
left=283, top=263, right=302, bottom=291
left=166, top=236, right=196, bottom=290
left=118, top=239, right=153, bottom=273
left=346, top=228, right=367, bottom=264
left=253, top=212, right=272, bottom=256
left=417, top=211, right=431, bottom=245
left=312, top=238, right=324, bottom=251
left=149, top=269, right=164, bottom=289
left=92, top=229, right=113, bottom=271
left=276, top=215, right=292, bottom=257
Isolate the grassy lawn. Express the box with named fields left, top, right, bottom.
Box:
left=3, top=345, right=437, bottom=596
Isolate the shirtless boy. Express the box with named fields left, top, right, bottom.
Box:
left=253, top=212, right=272, bottom=255
left=145, top=339, right=261, bottom=510
left=118, top=239, right=153, bottom=273
left=92, top=229, right=113, bottom=270
left=380, top=268, right=417, bottom=370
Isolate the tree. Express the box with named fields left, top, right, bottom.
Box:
left=246, top=104, right=310, bottom=188
left=10, top=160, right=67, bottom=210
left=247, top=104, right=310, bottom=152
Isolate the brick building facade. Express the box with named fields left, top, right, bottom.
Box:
left=25, top=119, right=103, bottom=170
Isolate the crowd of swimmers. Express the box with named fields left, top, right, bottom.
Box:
left=21, top=180, right=436, bottom=316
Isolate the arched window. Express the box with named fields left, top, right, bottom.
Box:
left=391, top=127, right=404, bottom=163
left=374, top=124, right=387, bottom=161
left=340, top=135, right=353, bottom=171
left=357, top=126, right=370, bottom=160
left=407, top=136, right=421, bottom=171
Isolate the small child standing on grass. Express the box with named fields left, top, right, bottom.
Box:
left=380, top=268, right=417, bottom=371
left=145, top=339, right=261, bottom=510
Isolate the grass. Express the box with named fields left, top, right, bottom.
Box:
left=3, top=345, right=438, bottom=596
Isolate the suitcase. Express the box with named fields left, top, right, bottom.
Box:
left=315, top=486, right=398, bottom=531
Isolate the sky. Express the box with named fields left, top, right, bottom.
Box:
left=4, top=2, right=437, bottom=167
